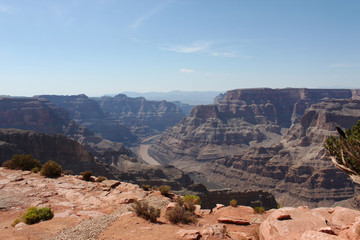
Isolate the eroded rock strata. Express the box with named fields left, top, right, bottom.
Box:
left=149, top=88, right=360, bottom=207
left=0, top=97, right=191, bottom=188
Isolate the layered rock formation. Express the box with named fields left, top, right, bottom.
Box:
left=149, top=88, right=360, bottom=207
left=0, top=128, right=108, bottom=176
left=37, top=94, right=137, bottom=145
left=0, top=97, right=191, bottom=189
left=94, top=94, right=185, bottom=138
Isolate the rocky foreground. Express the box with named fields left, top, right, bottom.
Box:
left=1, top=168, right=360, bottom=240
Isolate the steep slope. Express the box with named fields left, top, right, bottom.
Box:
left=0, top=128, right=108, bottom=176
left=37, top=94, right=137, bottom=145
left=0, top=97, right=192, bottom=188
left=149, top=88, right=360, bottom=207
left=95, top=94, right=186, bottom=138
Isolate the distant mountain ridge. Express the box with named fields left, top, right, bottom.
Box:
left=121, top=90, right=222, bottom=105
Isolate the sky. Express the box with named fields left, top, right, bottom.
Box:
left=0, top=0, right=359, bottom=96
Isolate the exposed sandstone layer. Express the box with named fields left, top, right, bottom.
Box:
left=0, top=98, right=191, bottom=188
left=37, top=94, right=138, bottom=145
left=149, top=88, right=360, bottom=207
left=95, top=94, right=185, bottom=138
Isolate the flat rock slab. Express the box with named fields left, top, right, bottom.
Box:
left=218, top=217, right=250, bottom=225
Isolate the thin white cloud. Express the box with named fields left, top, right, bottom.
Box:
left=161, top=41, right=212, bottom=53
left=180, top=68, right=195, bottom=73
left=130, top=1, right=173, bottom=30
left=0, top=4, right=21, bottom=14
left=211, top=51, right=236, bottom=57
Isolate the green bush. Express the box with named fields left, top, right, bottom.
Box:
left=21, top=206, right=54, bottom=225
left=182, top=195, right=201, bottom=205
left=41, top=160, right=62, bottom=178
left=96, top=176, right=107, bottom=182
left=142, top=184, right=151, bottom=191
left=159, top=185, right=171, bottom=196
left=254, top=206, right=265, bottom=214
left=32, top=167, right=40, bottom=173
left=80, top=171, right=93, bottom=181
left=166, top=198, right=197, bottom=224
left=230, top=199, right=238, bottom=207
left=130, top=200, right=160, bottom=223
left=2, top=154, right=41, bottom=171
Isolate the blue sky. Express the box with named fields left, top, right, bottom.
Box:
left=0, top=0, right=359, bottom=96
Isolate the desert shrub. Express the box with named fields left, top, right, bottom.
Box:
left=229, top=199, right=238, bottom=207
left=254, top=206, right=265, bottom=214
left=11, top=218, right=21, bottom=227
left=41, top=160, right=62, bottom=178
left=142, top=184, right=151, bottom=191
left=159, top=185, right=171, bottom=196
left=130, top=200, right=160, bottom=223
left=21, top=206, right=54, bottom=225
left=2, top=160, right=13, bottom=169
left=80, top=171, right=93, bottom=181
left=277, top=204, right=282, bottom=209
left=3, top=154, right=41, bottom=171
left=32, top=167, right=39, bottom=173
left=63, top=170, right=73, bottom=175
left=182, top=195, right=201, bottom=205
left=96, top=176, right=107, bottom=182
left=166, top=198, right=197, bottom=224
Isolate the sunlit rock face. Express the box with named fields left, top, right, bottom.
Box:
left=149, top=88, right=360, bottom=207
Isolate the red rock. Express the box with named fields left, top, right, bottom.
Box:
left=277, top=214, right=291, bottom=220
left=177, top=229, right=200, bottom=240
left=300, top=231, right=345, bottom=240
left=218, top=217, right=250, bottom=225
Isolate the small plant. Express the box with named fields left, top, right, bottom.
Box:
left=12, top=206, right=54, bottom=226
left=41, top=160, right=62, bottom=178
left=165, top=198, right=198, bottom=224
left=159, top=185, right=171, bottom=196
left=142, top=184, right=151, bottom=191
left=254, top=206, right=265, bottom=214
left=277, top=204, right=282, bottom=209
left=11, top=218, right=21, bottom=227
left=182, top=195, right=201, bottom=205
left=96, top=176, right=107, bottom=182
left=230, top=199, right=238, bottom=207
left=2, top=154, right=41, bottom=171
left=31, top=167, right=40, bottom=173
left=63, top=170, right=74, bottom=175
left=80, top=171, right=93, bottom=181
left=130, top=200, right=160, bottom=223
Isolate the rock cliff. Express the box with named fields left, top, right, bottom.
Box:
left=0, top=97, right=192, bottom=189
left=149, top=88, right=360, bottom=207
left=94, top=94, right=186, bottom=138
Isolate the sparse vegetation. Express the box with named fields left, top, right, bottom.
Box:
left=41, top=160, right=62, bottom=178
left=130, top=200, right=160, bottom=223
left=165, top=198, right=198, bottom=224
left=96, top=176, right=107, bottom=182
left=254, top=206, right=265, bottom=214
left=31, top=167, right=39, bottom=173
left=325, top=121, right=360, bottom=184
left=158, top=185, right=171, bottom=196
left=12, top=206, right=54, bottom=226
left=2, top=154, right=41, bottom=171
left=63, top=170, right=74, bottom=175
left=80, top=171, right=93, bottom=181
left=142, top=184, right=151, bottom=191
left=230, top=199, right=238, bottom=207
left=182, top=195, right=201, bottom=205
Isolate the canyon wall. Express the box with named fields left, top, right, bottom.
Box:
left=149, top=88, right=360, bottom=207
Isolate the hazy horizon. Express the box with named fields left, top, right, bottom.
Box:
left=1, top=0, right=359, bottom=96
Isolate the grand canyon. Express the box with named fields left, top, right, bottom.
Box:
left=1, top=88, right=360, bottom=239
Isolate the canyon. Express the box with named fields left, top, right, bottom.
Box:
left=149, top=88, right=360, bottom=207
